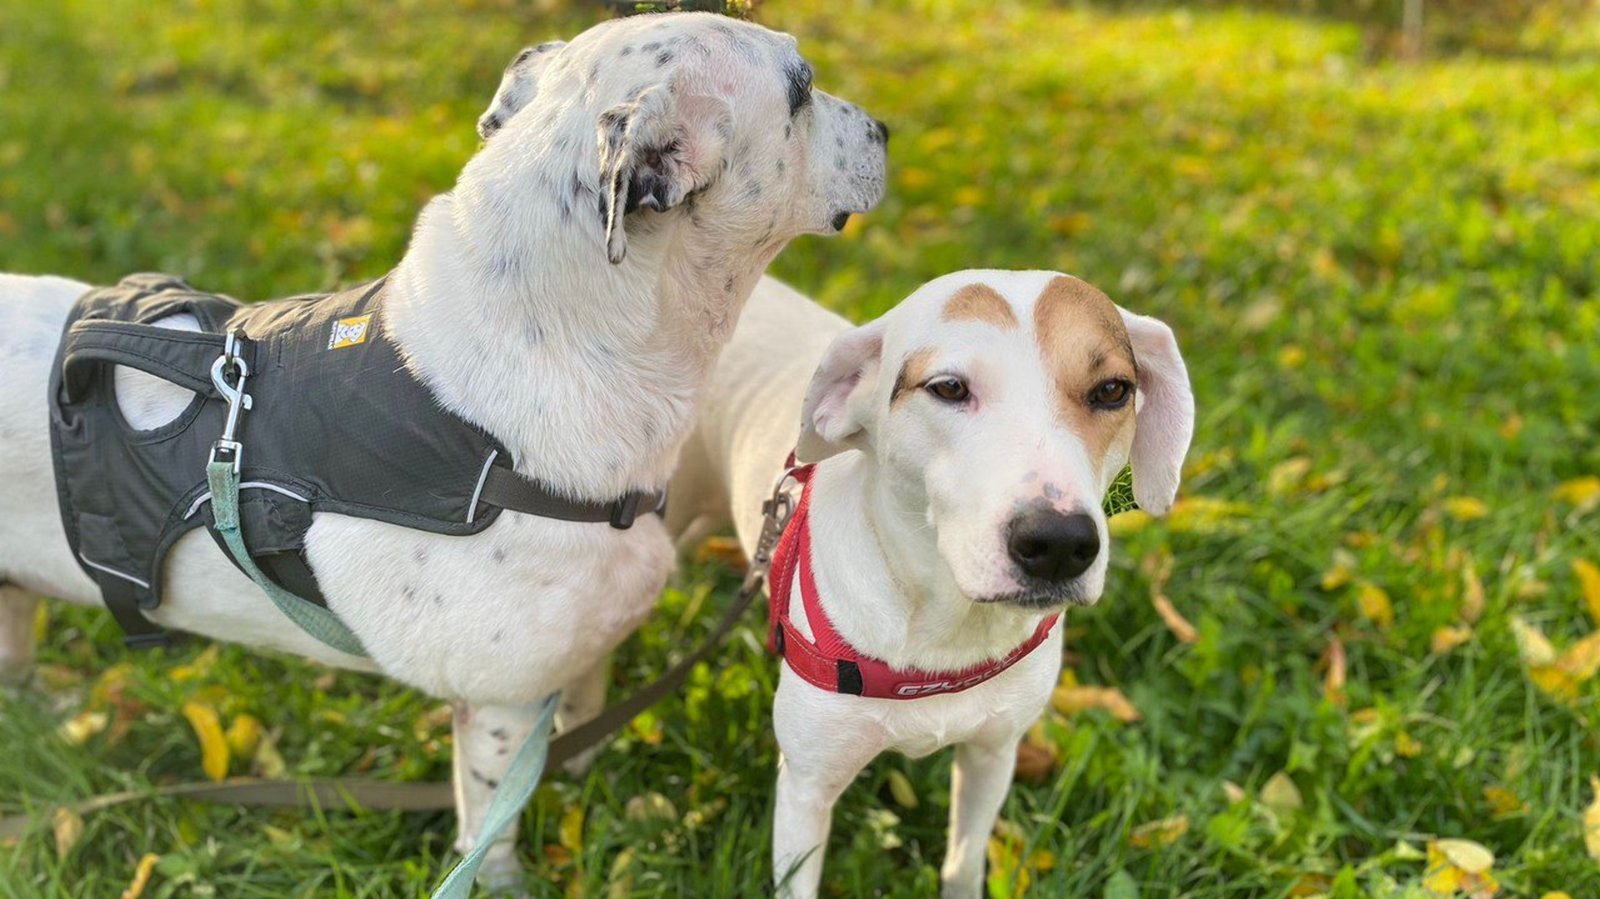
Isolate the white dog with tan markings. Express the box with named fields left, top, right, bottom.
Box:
left=668, top=270, right=1194, bottom=898
left=0, top=12, right=885, bottom=890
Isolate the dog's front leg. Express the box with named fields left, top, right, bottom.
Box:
left=940, top=737, right=1021, bottom=899
left=555, top=654, right=609, bottom=777
left=451, top=702, right=541, bottom=893
left=0, top=586, right=40, bottom=687
left=772, top=749, right=865, bottom=899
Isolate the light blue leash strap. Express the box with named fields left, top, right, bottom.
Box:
left=431, top=694, right=560, bottom=899
left=205, top=460, right=367, bottom=657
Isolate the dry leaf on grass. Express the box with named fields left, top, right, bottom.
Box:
left=1553, top=476, right=1600, bottom=512
left=1574, top=560, right=1600, bottom=627
left=1585, top=775, right=1600, bottom=860
left=1321, top=634, right=1347, bottom=706
left=1431, top=626, right=1473, bottom=654
left=1151, top=594, right=1198, bottom=643
left=52, top=807, right=83, bottom=858
left=1127, top=814, right=1189, bottom=849
left=120, top=853, right=160, bottom=899
left=1423, top=838, right=1499, bottom=897
left=1052, top=674, right=1141, bottom=723
left=181, top=701, right=230, bottom=782
left=58, top=710, right=108, bottom=746
left=1356, top=582, right=1394, bottom=631
left=693, top=536, right=747, bottom=570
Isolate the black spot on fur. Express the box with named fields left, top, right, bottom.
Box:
left=836, top=135, right=845, bottom=148
left=432, top=593, right=445, bottom=606
left=835, top=153, right=846, bottom=169
left=785, top=61, right=814, bottom=116
left=490, top=728, right=509, bottom=740
left=401, top=585, right=416, bottom=602
left=588, top=61, right=600, bottom=85
left=784, top=123, right=791, bottom=140
left=656, top=50, right=673, bottom=66
left=743, top=181, right=762, bottom=201
left=776, top=159, right=785, bottom=174
left=642, top=41, right=661, bottom=51
left=491, top=547, right=507, bottom=564
left=621, top=45, right=634, bottom=56
left=470, top=768, right=500, bottom=789
left=723, top=277, right=735, bottom=293
left=413, top=549, right=428, bottom=564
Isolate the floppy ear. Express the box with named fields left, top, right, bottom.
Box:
left=596, top=80, right=732, bottom=264
left=1118, top=309, right=1194, bottom=516
left=478, top=41, right=566, bottom=140
left=796, top=321, right=887, bottom=463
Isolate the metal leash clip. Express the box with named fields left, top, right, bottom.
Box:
left=744, top=461, right=802, bottom=595
left=208, top=329, right=253, bottom=473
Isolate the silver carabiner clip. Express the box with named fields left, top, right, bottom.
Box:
left=208, top=331, right=253, bottom=472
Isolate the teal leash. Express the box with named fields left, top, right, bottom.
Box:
left=204, top=460, right=367, bottom=656
left=204, top=333, right=561, bottom=896
left=430, top=695, right=559, bottom=898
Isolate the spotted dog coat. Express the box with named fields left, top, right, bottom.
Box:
left=0, top=13, right=886, bottom=891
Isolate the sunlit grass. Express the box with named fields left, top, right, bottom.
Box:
left=3, top=0, right=1599, bottom=896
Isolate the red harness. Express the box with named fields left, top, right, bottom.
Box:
left=766, top=464, right=1059, bottom=700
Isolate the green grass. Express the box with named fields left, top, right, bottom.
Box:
left=4, top=0, right=1600, bottom=896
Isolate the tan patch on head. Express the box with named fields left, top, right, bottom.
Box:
left=1032, top=276, right=1137, bottom=470
left=941, top=283, right=1018, bottom=330
left=889, top=346, right=938, bottom=407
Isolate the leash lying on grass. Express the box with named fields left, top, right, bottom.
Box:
left=0, top=463, right=799, bottom=873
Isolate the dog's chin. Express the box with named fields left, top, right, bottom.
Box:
left=973, top=581, right=1099, bottom=610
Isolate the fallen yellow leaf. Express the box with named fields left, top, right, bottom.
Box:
left=1151, top=594, right=1198, bottom=643
left=120, top=853, right=160, bottom=899
left=1459, top=560, right=1485, bottom=624
left=1260, top=771, right=1303, bottom=817
left=53, top=807, right=83, bottom=858
left=1435, top=838, right=1495, bottom=873
left=1443, top=497, right=1490, bottom=521
left=1165, top=497, right=1251, bottom=534
left=1553, top=476, right=1600, bottom=511
left=559, top=805, right=584, bottom=855
left=1431, top=626, right=1473, bottom=654
left=254, top=731, right=287, bottom=778
left=1510, top=616, right=1557, bottom=667
left=1356, top=582, right=1394, bottom=631
left=1322, top=635, right=1347, bottom=706
left=1574, top=560, right=1600, bottom=627
left=1052, top=685, right=1141, bottom=723
left=1267, top=457, right=1312, bottom=496
left=225, top=714, right=262, bottom=758
left=1127, top=814, right=1189, bottom=849
left=58, top=710, right=108, bottom=746
left=693, top=536, right=746, bottom=570
left=1585, top=775, right=1600, bottom=860
left=887, top=770, right=920, bottom=808
left=1395, top=732, right=1422, bottom=758
left=1556, top=631, right=1600, bottom=681
left=181, top=700, right=230, bottom=782
left=1540, top=893, right=1574, bottom=899
left=1424, top=838, right=1500, bottom=898
left=1482, top=786, right=1526, bottom=818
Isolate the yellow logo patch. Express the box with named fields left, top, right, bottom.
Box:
left=328, top=315, right=372, bottom=349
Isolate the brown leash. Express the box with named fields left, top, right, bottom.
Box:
left=0, top=468, right=801, bottom=842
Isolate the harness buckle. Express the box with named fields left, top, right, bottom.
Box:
left=207, top=330, right=253, bottom=473
left=609, top=492, right=643, bottom=529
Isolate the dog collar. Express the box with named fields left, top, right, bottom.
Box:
left=765, top=464, right=1059, bottom=700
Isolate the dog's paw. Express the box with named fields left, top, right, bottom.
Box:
left=475, top=843, right=531, bottom=897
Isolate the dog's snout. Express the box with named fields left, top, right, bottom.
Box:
left=1007, top=510, right=1099, bottom=584
left=871, top=117, right=890, bottom=144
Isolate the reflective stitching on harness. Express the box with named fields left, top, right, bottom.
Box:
left=78, top=553, right=152, bottom=590
left=466, top=449, right=498, bottom=524
left=184, top=481, right=311, bottom=519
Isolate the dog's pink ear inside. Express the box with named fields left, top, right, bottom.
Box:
left=597, top=78, right=732, bottom=265
left=1119, top=309, right=1195, bottom=515
left=796, top=321, right=886, bottom=463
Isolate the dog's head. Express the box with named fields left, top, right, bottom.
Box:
left=797, top=271, right=1194, bottom=609
left=474, top=13, right=887, bottom=265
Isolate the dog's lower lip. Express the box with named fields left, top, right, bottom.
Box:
left=830, top=212, right=851, bottom=231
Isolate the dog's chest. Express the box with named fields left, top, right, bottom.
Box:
left=878, top=655, right=1059, bottom=758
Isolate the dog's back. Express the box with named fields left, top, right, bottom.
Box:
left=0, top=274, right=107, bottom=602
left=666, top=276, right=848, bottom=555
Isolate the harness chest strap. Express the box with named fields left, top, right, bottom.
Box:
left=765, top=464, right=1060, bottom=700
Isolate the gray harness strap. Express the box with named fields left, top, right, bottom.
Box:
left=50, top=273, right=664, bottom=647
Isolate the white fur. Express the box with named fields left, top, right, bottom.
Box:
left=0, top=13, right=885, bottom=890
left=667, top=271, right=1194, bottom=898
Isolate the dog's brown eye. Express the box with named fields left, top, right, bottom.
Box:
left=1088, top=378, right=1133, bottom=409
left=925, top=377, right=969, bottom=403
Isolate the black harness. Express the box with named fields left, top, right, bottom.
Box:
left=49, top=273, right=664, bottom=647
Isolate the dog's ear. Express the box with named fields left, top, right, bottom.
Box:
left=478, top=41, right=567, bottom=140
left=1118, top=309, right=1194, bottom=516
left=796, top=321, right=887, bottom=463
left=596, top=80, right=732, bottom=264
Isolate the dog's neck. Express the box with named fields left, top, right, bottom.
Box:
left=385, top=134, right=776, bottom=499
left=802, top=453, right=1055, bottom=672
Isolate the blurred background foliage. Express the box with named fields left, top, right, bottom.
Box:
left=2, top=0, right=1600, bottom=897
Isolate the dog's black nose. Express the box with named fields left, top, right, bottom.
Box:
left=871, top=118, right=890, bottom=144
left=1007, top=510, right=1099, bottom=583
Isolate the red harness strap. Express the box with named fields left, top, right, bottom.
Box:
left=766, top=464, right=1059, bottom=700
